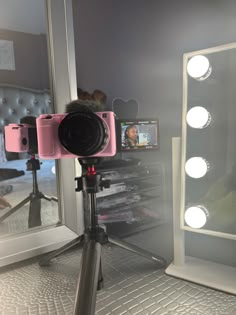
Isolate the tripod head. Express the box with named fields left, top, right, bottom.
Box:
left=75, top=158, right=110, bottom=193
left=26, top=154, right=41, bottom=171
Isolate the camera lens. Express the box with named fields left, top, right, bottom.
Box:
left=58, top=111, right=107, bottom=156
left=22, top=138, right=27, bottom=145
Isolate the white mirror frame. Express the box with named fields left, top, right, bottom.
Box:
left=166, top=139, right=236, bottom=295
left=180, top=42, right=236, bottom=241
left=0, top=0, right=82, bottom=267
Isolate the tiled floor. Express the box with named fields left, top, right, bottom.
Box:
left=0, top=233, right=236, bottom=315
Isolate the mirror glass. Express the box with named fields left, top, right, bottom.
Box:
left=183, top=44, right=236, bottom=235
left=0, top=0, right=61, bottom=237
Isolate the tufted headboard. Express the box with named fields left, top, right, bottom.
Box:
left=0, top=84, right=53, bottom=133
left=0, top=84, right=53, bottom=161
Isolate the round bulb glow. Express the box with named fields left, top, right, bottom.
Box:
left=185, top=157, right=209, bottom=178
left=186, top=106, right=211, bottom=129
left=185, top=206, right=208, bottom=228
left=51, top=165, right=56, bottom=175
left=187, top=55, right=212, bottom=80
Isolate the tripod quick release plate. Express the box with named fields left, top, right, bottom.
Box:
left=75, top=173, right=110, bottom=193
left=26, top=158, right=41, bottom=171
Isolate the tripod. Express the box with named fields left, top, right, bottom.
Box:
left=0, top=155, right=58, bottom=228
left=39, top=158, right=166, bottom=315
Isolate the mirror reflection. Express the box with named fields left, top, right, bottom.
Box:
left=0, top=0, right=60, bottom=237
left=184, top=44, right=236, bottom=235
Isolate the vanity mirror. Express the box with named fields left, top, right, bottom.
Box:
left=0, top=0, right=60, bottom=238
left=0, top=0, right=78, bottom=266
left=166, top=43, right=236, bottom=295
left=181, top=42, right=236, bottom=238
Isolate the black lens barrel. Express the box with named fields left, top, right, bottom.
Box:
left=58, top=111, right=107, bottom=156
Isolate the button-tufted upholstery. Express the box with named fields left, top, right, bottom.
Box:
left=0, top=84, right=53, bottom=133
left=0, top=84, right=53, bottom=160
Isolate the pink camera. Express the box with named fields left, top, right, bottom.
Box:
left=36, top=111, right=117, bottom=159
left=5, top=124, right=33, bottom=152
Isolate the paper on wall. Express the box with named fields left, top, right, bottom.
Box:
left=0, top=39, right=15, bottom=71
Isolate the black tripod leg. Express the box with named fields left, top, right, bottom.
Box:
left=73, top=240, right=102, bottom=315
left=41, top=194, right=58, bottom=202
left=97, top=259, right=104, bottom=290
left=108, top=235, right=167, bottom=267
left=0, top=196, right=31, bottom=223
left=28, top=197, right=41, bottom=228
left=39, top=235, right=84, bottom=266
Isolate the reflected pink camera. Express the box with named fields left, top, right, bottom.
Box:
left=36, top=111, right=116, bottom=159
left=5, top=124, right=33, bottom=152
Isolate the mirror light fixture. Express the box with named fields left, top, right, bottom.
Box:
left=185, top=205, right=209, bottom=229
left=185, top=157, right=209, bottom=178
left=187, top=55, right=212, bottom=80
left=186, top=106, right=211, bottom=129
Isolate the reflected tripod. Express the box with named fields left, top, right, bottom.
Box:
left=0, top=155, right=58, bottom=228
left=39, top=158, right=166, bottom=315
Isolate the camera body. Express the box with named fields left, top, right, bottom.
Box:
left=36, top=111, right=116, bottom=159
left=5, top=123, right=34, bottom=152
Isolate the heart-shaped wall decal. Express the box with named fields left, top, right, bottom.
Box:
left=112, top=98, right=139, bottom=119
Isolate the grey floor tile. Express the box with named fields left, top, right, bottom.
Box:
left=0, top=237, right=235, bottom=314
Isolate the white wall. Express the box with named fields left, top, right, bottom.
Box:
left=73, top=0, right=236, bottom=265
left=0, top=0, right=49, bottom=88
left=0, top=29, right=49, bottom=89
left=0, top=0, right=46, bottom=34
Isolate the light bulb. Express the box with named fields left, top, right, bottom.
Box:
left=51, top=165, right=56, bottom=174
left=185, top=157, right=209, bottom=178
left=185, top=206, right=208, bottom=228
left=187, top=55, right=212, bottom=80
left=186, top=106, right=211, bottom=129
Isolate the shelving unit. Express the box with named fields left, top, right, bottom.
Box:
left=92, top=159, right=166, bottom=237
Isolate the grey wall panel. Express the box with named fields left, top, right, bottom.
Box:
left=72, top=0, right=236, bottom=266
